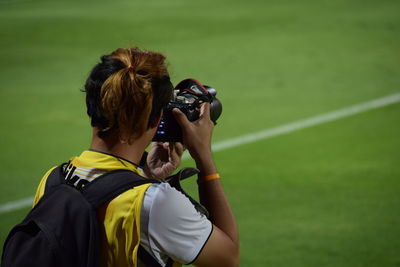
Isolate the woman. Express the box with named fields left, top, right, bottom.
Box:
left=33, top=47, right=239, bottom=267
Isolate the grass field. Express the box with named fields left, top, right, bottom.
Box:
left=1, top=0, right=400, bottom=266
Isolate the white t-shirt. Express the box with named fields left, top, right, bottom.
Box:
left=140, top=182, right=212, bottom=266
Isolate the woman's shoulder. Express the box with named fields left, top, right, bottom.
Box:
left=144, top=182, right=194, bottom=210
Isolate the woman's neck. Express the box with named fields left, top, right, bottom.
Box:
left=89, top=128, right=150, bottom=166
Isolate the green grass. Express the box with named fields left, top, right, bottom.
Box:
left=217, top=104, right=400, bottom=266
left=1, top=0, right=400, bottom=265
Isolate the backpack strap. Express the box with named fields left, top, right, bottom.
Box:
left=81, top=169, right=159, bottom=208
left=44, top=164, right=66, bottom=194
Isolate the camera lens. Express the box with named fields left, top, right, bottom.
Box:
left=210, top=98, right=222, bottom=123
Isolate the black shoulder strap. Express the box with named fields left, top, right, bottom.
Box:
left=45, top=165, right=66, bottom=194
left=44, top=164, right=159, bottom=209
left=81, top=169, right=159, bottom=208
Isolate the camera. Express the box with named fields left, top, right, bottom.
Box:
left=153, top=78, right=222, bottom=142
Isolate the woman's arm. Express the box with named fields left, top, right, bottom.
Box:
left=173, top=103, right=240, bottom=267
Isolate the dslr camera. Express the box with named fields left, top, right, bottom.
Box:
left=153, top=78, right=222, bottom=142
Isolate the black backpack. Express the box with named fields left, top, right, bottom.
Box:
left=1, top=164, right=160, bottom=267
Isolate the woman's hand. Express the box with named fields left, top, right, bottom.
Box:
left=173, top=103, right=217, bottom=175
left=144, top=142, right=185, bottom=179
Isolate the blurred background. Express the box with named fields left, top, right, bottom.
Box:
left=0, top=0, right=399, bottom=266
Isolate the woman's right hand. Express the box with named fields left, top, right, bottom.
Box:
left=172, top=103, right=216, bottom=174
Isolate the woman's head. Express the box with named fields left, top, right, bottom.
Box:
left=84, top=47, right=173, bottom=143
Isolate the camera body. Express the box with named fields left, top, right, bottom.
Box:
left=153, top=78, right=222, bottom=142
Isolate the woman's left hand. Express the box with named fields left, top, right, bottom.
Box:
left=144, top=142, right=185, bottom=179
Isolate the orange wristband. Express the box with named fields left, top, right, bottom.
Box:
left=197, top=173, right=221, bottom=184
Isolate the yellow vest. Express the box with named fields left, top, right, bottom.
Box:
left=33, top=150, right=152, bottom=267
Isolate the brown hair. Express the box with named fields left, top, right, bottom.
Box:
left=84, top=47, right=173, bottom=143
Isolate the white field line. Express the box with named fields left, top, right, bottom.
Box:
left=1, top=93, right=400, bottom=214
left=0, top=197, right=33, bottom=214
left=211, top=93, right=400, bottom=152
